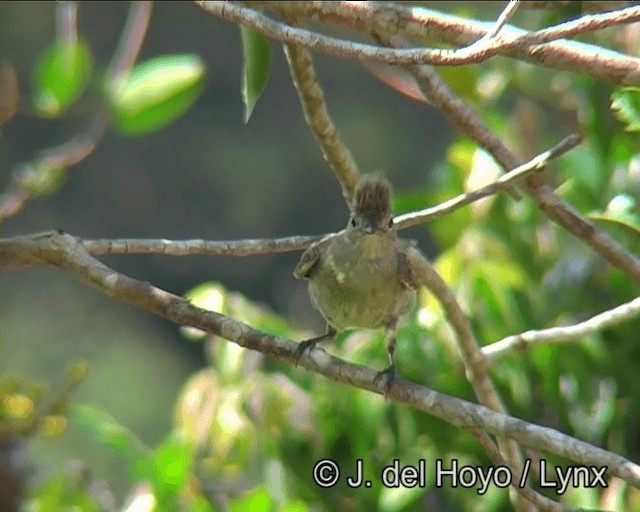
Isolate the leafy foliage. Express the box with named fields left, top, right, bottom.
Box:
left=32, top=40, right=93, bottom=116
left=108, top=54, right=207, bottom=136
left=240, top=27, right=271, bottom=124
left=3, top=2, right=640, bottom=512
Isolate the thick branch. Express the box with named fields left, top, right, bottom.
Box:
left=201, top=2, right=640, bottom=86
left=5, top=230, right=640, bottom=489
left=248, top=2, right=640, bottom=85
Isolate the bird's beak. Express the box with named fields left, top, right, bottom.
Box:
left=363, top=222, right=376, bottom=234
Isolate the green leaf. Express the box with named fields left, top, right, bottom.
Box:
left=240, top=27, right=271, bottom=123
left=228, top=485, right=272, bottom=512
left=589, top=193, right=640, bottom=238
left=71, top=404, right=146, bottom=458
left=150, top=433, right=194, bottom=500
left=611, top=87, right=640, bottom=132
left=33, top=40, right=92, bottom=116
left=109, top=54, right=206, bottom=136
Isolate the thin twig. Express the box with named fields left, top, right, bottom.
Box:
left=81, top=235, right=320, bottom=258
left=283, top=37, right=360, bottom=203
left=106, top=1, right=153, bottom=88
left=4, top=230, right=640, bottom=491
left=395, top=134, right=580, bottom=230
left=57, top=1, right=78, bottom=46
left=487, top=0, right=521, bottom=40
left=483, top=297, right=640, bottom=361
left=0, top=117, right=109, bottom=220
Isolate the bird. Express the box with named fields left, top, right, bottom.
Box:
left=293, top=175, right=419, bottom=392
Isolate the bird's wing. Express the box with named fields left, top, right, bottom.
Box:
left=293, top=237, right=332, bottom=279
left=397, top=240, right=420, bottom=290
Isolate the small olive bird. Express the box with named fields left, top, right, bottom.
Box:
left=293, top=175, right=419, bottom=390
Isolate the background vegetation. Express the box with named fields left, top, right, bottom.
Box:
left=1, top=2, right=640, bottom=511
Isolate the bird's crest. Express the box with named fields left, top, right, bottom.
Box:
left=352, top=175, right=392, bottom=226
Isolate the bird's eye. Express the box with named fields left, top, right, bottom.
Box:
left=350, top=217, right=356, bottom=227
left=388, top=218, right=394, bottom=228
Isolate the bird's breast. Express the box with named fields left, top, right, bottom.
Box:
left=307, top=235, right=414, bottom=330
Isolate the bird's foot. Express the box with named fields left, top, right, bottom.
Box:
left=373, top=364, right=396, bottom=397
left=294, top=338, right=319, bottom=365
left=295, top=328, right=336, bottom=365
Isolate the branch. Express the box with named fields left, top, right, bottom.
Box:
left=105, top=1, right=153, bottom=89
left=394, top=134, right=581, bottom=230
left=4, top=230, right=640, bottom=491
left=405, top=248, right=495, bottom=410
left=82, top=235, right=319, bottom=258
left=404, top=246, right=525, bottom=499
left=200, top=2, right=640, bottom=86
left=470, top=429, right=571, bottom=512
left=372, top=32, right=640, bottom=286
left=0, top=134, right=580, bottom=263
left=283, top=37, right=360, bottom=203
left=481, top=0, right=521, bottom=40
left=483, top=297, right=640, bottom=361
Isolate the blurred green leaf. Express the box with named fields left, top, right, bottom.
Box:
left=20, top=162, right=67, bottom=197
left=184, top=281, right=294, bottom=343
left=109, top=54, right=206, bottom=135
left=240, top=26, right=271, bottom=123
left=150, top=433, right=194, bottom=501
left=437, top=65, right=479, bottom=102
left=280, top=501, right=309, bottom=512
left=611, top=87, right=640, bottom=132
left=558, top=145, right=603, bottom=201
left=590, top=193, right=640, bottom=239
left=23, top=472, right=102, bottom=512
left=378, top=484, right=424, bottom=512
left=71, top=404, right=147, bottom=458
left=33, top=40, right=92, bottom=116
left=228, top=485, right=272, bottom=512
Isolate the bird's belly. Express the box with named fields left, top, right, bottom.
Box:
left=308, top=266, right=414, bottom=330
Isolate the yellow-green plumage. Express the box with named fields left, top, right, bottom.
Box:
left=294, top=176, right=417, bottom=332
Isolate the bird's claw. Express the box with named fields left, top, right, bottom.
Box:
left=373, top=365, right=396, bottom=397
left=294, top=339, right=318, bottom=365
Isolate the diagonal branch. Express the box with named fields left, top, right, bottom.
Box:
left=485, top=0, right=521, bottom=40
left=373, top=32, right=640, bottom=286
left=394, top=133, right=580, bottom=230
left=404, top=245, right=524, bottom=502
left=470, top=428, right=570, bottom=512
left=283, top=39, right=360, bottom=203
left=483, top=296, right=640, bottom=361
left=4, top=229, right=640, bottom=491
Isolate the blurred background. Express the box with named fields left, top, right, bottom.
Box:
left=1, top=0, right=452, bottom=502
left=3, top=2, right=640, bottom=511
